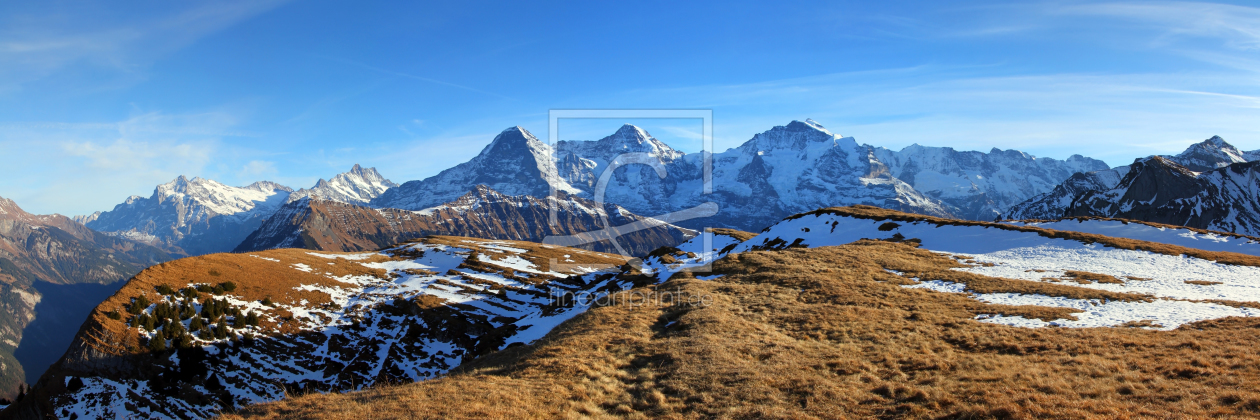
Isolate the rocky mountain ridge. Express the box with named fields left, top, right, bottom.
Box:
left=1005, top=136, right=1260, bottom=232
left=237, top=185, right=695, bottom=256
left=84, top=177, right=294, bottom=256
left=286, top=164, right=397, bottom=205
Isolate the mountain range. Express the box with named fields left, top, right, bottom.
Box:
left=374, top=120, right=1112, bottom=232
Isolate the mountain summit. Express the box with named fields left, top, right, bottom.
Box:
left=371, top=127, right=581, bottom=211
left=287, top=164, right=397, bottom=204
left=1164, top=135, right=1254, bottom=172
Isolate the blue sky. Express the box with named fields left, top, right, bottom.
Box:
left=1, top=1, right=1258, bottom=215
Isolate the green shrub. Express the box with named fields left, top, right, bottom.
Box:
left=148, top=337, right=167, bottom=352
left=106, top=310, right=122, bottom=320
left=127, top=295, right=151, bottom=314
left=220, top=281, right=237, bottom=292
left=155, top=284, right=174, bottom=295
left=189, top=316, right=204, bottom=331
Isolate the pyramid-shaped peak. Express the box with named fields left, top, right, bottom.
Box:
left=613, top=124, right=651, bottom=138
left=784, top=119, right=833, bottom=135
left=481, top=126, right=548, bottom=158
left=1202, top=135, right=1230, bottom=147
left=490, top=126, right=542, bottom=145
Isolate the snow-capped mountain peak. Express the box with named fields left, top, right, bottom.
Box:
left=557, top=124, right=686, bottom=165
left=287, top=164, right=398, bottom=204
left=740, top=119, right=846, bottom=153
left=486, top=126, right=546, bottom=153
left=1166, top=135, right=1250, bottom=172
left=86, top=177, right=294, bottom=255
left=371, top=126, right=581, bottom=211
left=151, top=176, right=293, bottom=217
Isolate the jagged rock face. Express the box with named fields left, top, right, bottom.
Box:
left=0, top=197, right=174, bottom=399
left=86, top=177, right=294, bottom=256
left=20, top=237, right=635, bottom=419
left=1005, top=136, right=1260, bottom=225
left=372, top=127, right=581, bottom=211
left=286, top=164, right=398, bottom=205
left=237, top=186, right=696, bottom=257
left=871, top=145, right=1110, bottom=220
left=1062, top=158, right=1260, bottom=236
left=1001, top=167, right=1131, bottom=220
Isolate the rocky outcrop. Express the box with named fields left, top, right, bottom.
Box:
left=1062, top=158, right=1260, bottom=236
left=1004, top=136, right=1260, bottom=225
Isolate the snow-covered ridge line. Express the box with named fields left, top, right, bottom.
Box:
left=755, top=206, right=1260, bottom=265
left=1005, top=218, right=1260, bottom=257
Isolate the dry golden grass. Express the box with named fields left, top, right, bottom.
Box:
left=1186, top=280, right=1225, bottom=286
left=707, top=228, right=758, bottom=243
left=220, top=239, right=1260, bottom=420
left=1062, top=271, right=1126, bottom=285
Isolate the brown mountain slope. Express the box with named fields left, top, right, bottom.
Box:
left=0, top=197, right=174, bottom=399
left=223, top=239, right=1260, bottom=419
left=234, top=185, right=696, bottom=257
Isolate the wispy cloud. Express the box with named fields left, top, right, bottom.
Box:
left=0, top=111, right=265, bottom=215
left=1060, top=1, right=1260, bottom=51
left=0, top=0, right=290, bottom=93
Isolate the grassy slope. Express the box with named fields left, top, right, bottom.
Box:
left=223, top=239, right=1260, bottom=419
